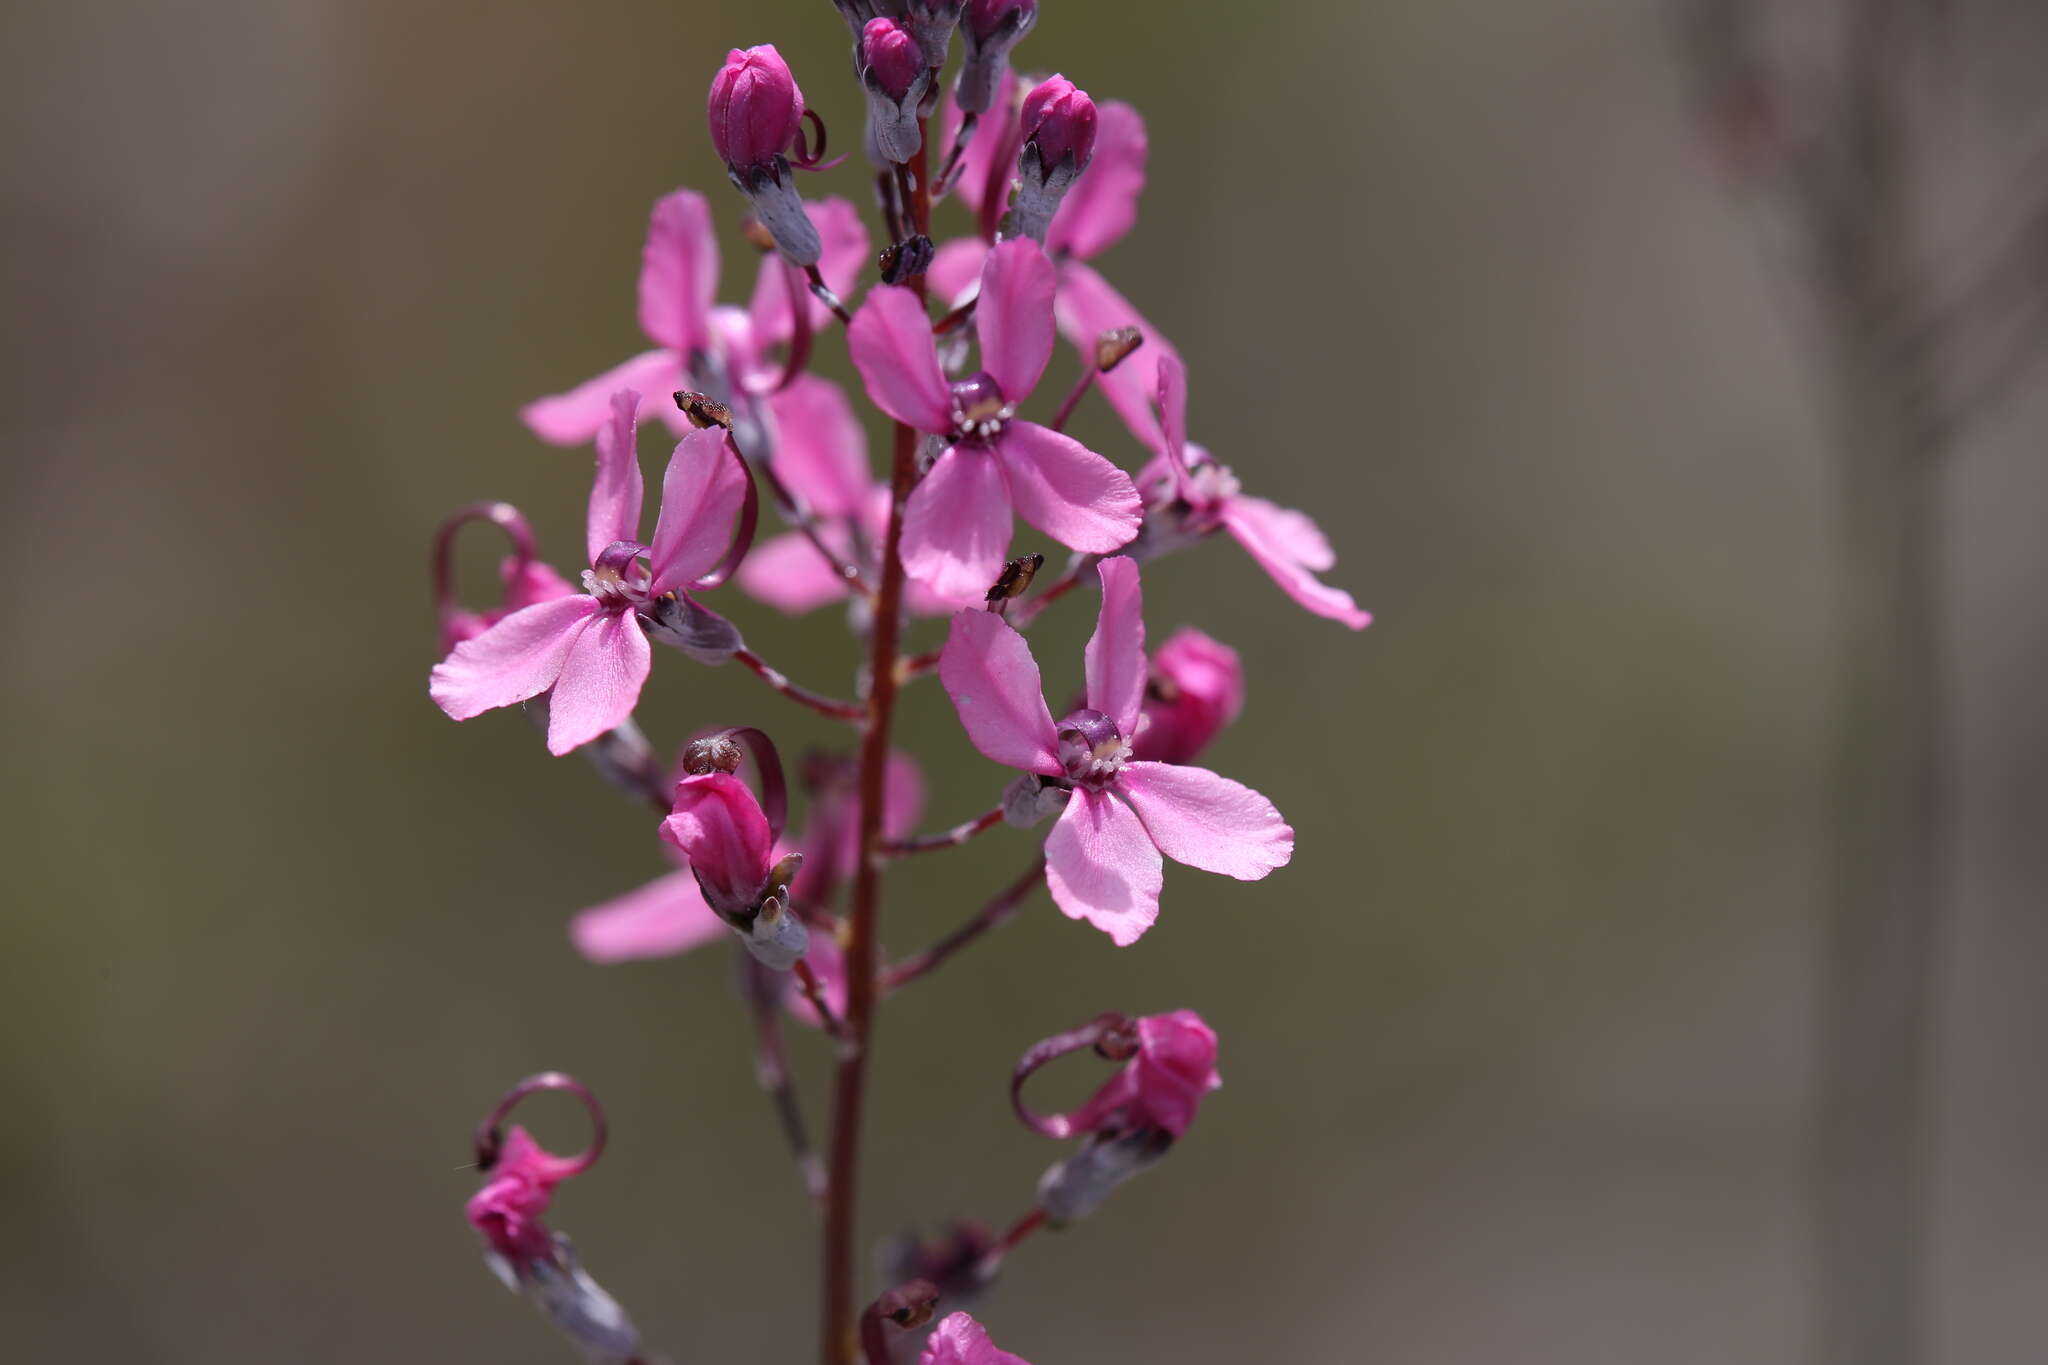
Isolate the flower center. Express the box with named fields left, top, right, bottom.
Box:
left=1056, top=708, right=1130, bottom=788
left=1186, top=459, right=1241, bottom=505
left=950, top=371, right=1015, bottom=440
left=583, top=541, right=651, bottom=609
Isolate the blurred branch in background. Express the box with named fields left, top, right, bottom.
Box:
left=1678, top=3, right=2046, bottom=1364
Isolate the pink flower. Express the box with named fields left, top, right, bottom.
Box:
left=708, top=45, right=805, bottom=172
left=1065, top=1010, right=1221, bottom=1141
left=431, top=394, right=753, bottom=755
left=849, top=238, right=1141, bottom=601
left=468, top=1125, right=579, bottom=1265
left=920, top=1313, right=1032, bottom=1365
left=1146, top=354, right=1372, bottom=629
left=939, top=556, right=1292, bottom=944
left=521, top=190, right=869, bottom=445
left=1129, top=627, right=1244, bottom=764
left=660, top=771, right=807, bottom=969
left=935, top=81, right=1178, bottom=451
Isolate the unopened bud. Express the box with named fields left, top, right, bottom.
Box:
left=708, top=45, right=804, bottom=171
left=1035, top=1127, right=1174, bottom=1223
left=682, top=734, right=745, bottom=776
left=860, top=18, right=931, bottom=164
left=957, top=0, right=1038, bottom=115
left=673, top=390, right=735, bottom=430
left=861, top=18, right=923, bottom=101
left=1095, top=326, right=1144, bottom=373
left=1005, top=76, right=1097, bottom=243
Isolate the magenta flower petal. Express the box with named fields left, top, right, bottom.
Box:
left=1065, top=1009, right=1221, bottom=1140
left=1084, top=555, right=1146, bottom=737
left=902, top=444, right=1015, bottom=602
left=430, top=596, right=600, bottom=721
left=1047, top=101, right=1145, bottom=261
left=735, top=529, right=855, bottom=615
left=975, top=238, right=1058, bottom=403
left=662, top=773, right=775, bottom=913
left=748, top=197, right=871, bottom=341
left=765, top=374, right=868, bottom=519
left=708, top=45, right=805, bottom=170
left=938, top=609, right=1061, bottom=775
left=848, top=284, right=953, bottom=433
left=919, top=1312, right=1033, bottom=1365
left=928, top=237, right=989, bottom=307
left=988, top=421, right=1141, bottom=554
left=521, top=349, right=686, bottom=447
left=1227, top=493, right=1336, bottom=572
left=570, top=869, right=725, bottom=964
left=1131, top=628, right=1244, bottom=764
left=1044, top=786, right=1162, bottom=946
left=1220, top=501, right=1372, bottom=630
left=1153, top=352, right=1195, bottom=498
left=636, top=190, right=719, bottom=356
left=647, top=428, right=748, bottom=595
left=1117, top=760, right=1293, bottom=879
left=586, top=391, right=645, bottom=564
left=545, top=608, right=652, bottom=755
left=1053, top=261, right=1181, bottom=453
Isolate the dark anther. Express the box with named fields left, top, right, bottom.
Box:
left=879, top=234, right=935, bottom=285
left=1093, top=1016, right=1142, bottom=1061
left=1095, top=326, right=1145, bottom=373
left=683, top=734, right=745, bottom=776
left=985, top=553, right=1045, bottom=605
left=674, top=391, right=735, bottom=430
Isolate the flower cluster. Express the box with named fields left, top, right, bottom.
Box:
left=432, top=5, right=1369, bottom=1360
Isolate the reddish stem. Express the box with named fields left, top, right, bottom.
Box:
left=882, top=806, right=1004, bottom=857
left=1048, top=365, right=1099, bottom=434
left=882, top=860, right=1045, bottom=991
left=733, top=648, right=866, bottom=722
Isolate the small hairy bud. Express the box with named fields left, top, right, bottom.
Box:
left=1094, top=326, right=1145, bottom=373
left=861, top=18, right=923, bottom=102
left=1022, top=74, right=1097, bottom=169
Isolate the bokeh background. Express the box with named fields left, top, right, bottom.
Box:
left=4, top=1, right=2043, bottom=1361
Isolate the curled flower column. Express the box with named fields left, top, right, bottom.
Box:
left=941, top=556, right=1292, bottom=944
left=430, top=393, right=754, bottom=754
left=849, top=237, right=1142, bottom=602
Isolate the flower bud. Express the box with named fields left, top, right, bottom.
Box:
left=1130, top=629, right=1244, bottom=764
left=1004, top=76, right=1097, bottom=243
left=860, top=18, right=930, bottom=164
left=905, top=1, right=968, bottom=69
left=708, top=45, right=804, bottom=172
left=663, top=773, right=811, bottom=969
left=1065, top=1009, right=1221, bottom=1140
left=957, top=0, right=1038, bottom=115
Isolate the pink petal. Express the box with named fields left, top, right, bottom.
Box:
left=587, top=391, right=645, bottom=562
left=939, top=609, right=1061, bottom=775
left=1047, top=101, right=1145, bottom=261
left=1221, top=502, right=1372, bottom=630
left=1054, top=262, right=1180, bottom=453
left=1084, top=555, right=1147, bottom=737
left=1043, top=787, right=1162, bottom=946
left=545, top=608, right=652, bottom=755
left=848, top=284, right=952, bottom=433
left=735, top=529, right=854, bottom=615
left=430, top=595, right=599, bottom=721
left=902, top=444, right=1015, bottom=602
left=1152, top=352, right=1196, bottom=501
left=636, top=190, right=719, bottom=355
left=1132, top=627, right=1245, bottom=764
left=976, top=238, right=1058, bottom=402
left=569, top=870, right=725, bottom=964
left=928, top=237, right=989, bottom=308
left=1225, top=493, right=1335, bottom=572
left=765, top=374, right=868, bottom=518
left=989, top=421, right=1142, bottom=555
left=749, top=197, right=870, bottom=340
left=521, top=350, right=686, bottom=447
left=647, top=428, right=749, bottom=595
left=661, top=772, right=775, bottom=911
left=919, top=1312, right=1033, bottom=1365
left=1117, top=761, right=1293, bottom=879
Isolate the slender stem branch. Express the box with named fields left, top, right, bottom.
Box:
left=895, top=647, right=943, bottom=683
left=744, top=959, right=828, bottom=1207
left=882, top=806, right=1005, bottom=858
left=733, top=648, right=867, bottom=722
left=794, top=957, right=848, bottom=1040
left=727, top=415, right=873, bottom=598
left=882, top=860, right=1045, bottom=991
left=972, top=1207, right=1049, bottom=1283
left=1048, top=365, right=1099, bottom=434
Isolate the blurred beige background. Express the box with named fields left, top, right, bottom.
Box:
left=3, top=1, right=2043, bottom=1362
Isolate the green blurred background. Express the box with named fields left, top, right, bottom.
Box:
left=4, top=1, right=2043, bottom=1361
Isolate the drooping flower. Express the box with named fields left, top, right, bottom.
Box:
left=431, top=394, right=753, bottom=754
left=935, top=76, right=1177, bottom=450
left=920, top=1313, right=1033, bottom=1365
left=431, top=501, right=576, bottom=652
left=521, top=189, right=869, bottom=445
left=1145, top=354, right=1372, bottom=629
left=662, top=770, right=808, bottom=970
left=1129, top=627, right=1244, bottom=764
left=850, top=237, right=1142, bottom=601
left=1063, top=1009, right=1221, bottom=1141
left=939, top=556, right=1291, bottom=944
left=468, top=1076, right=641, bottom=1365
